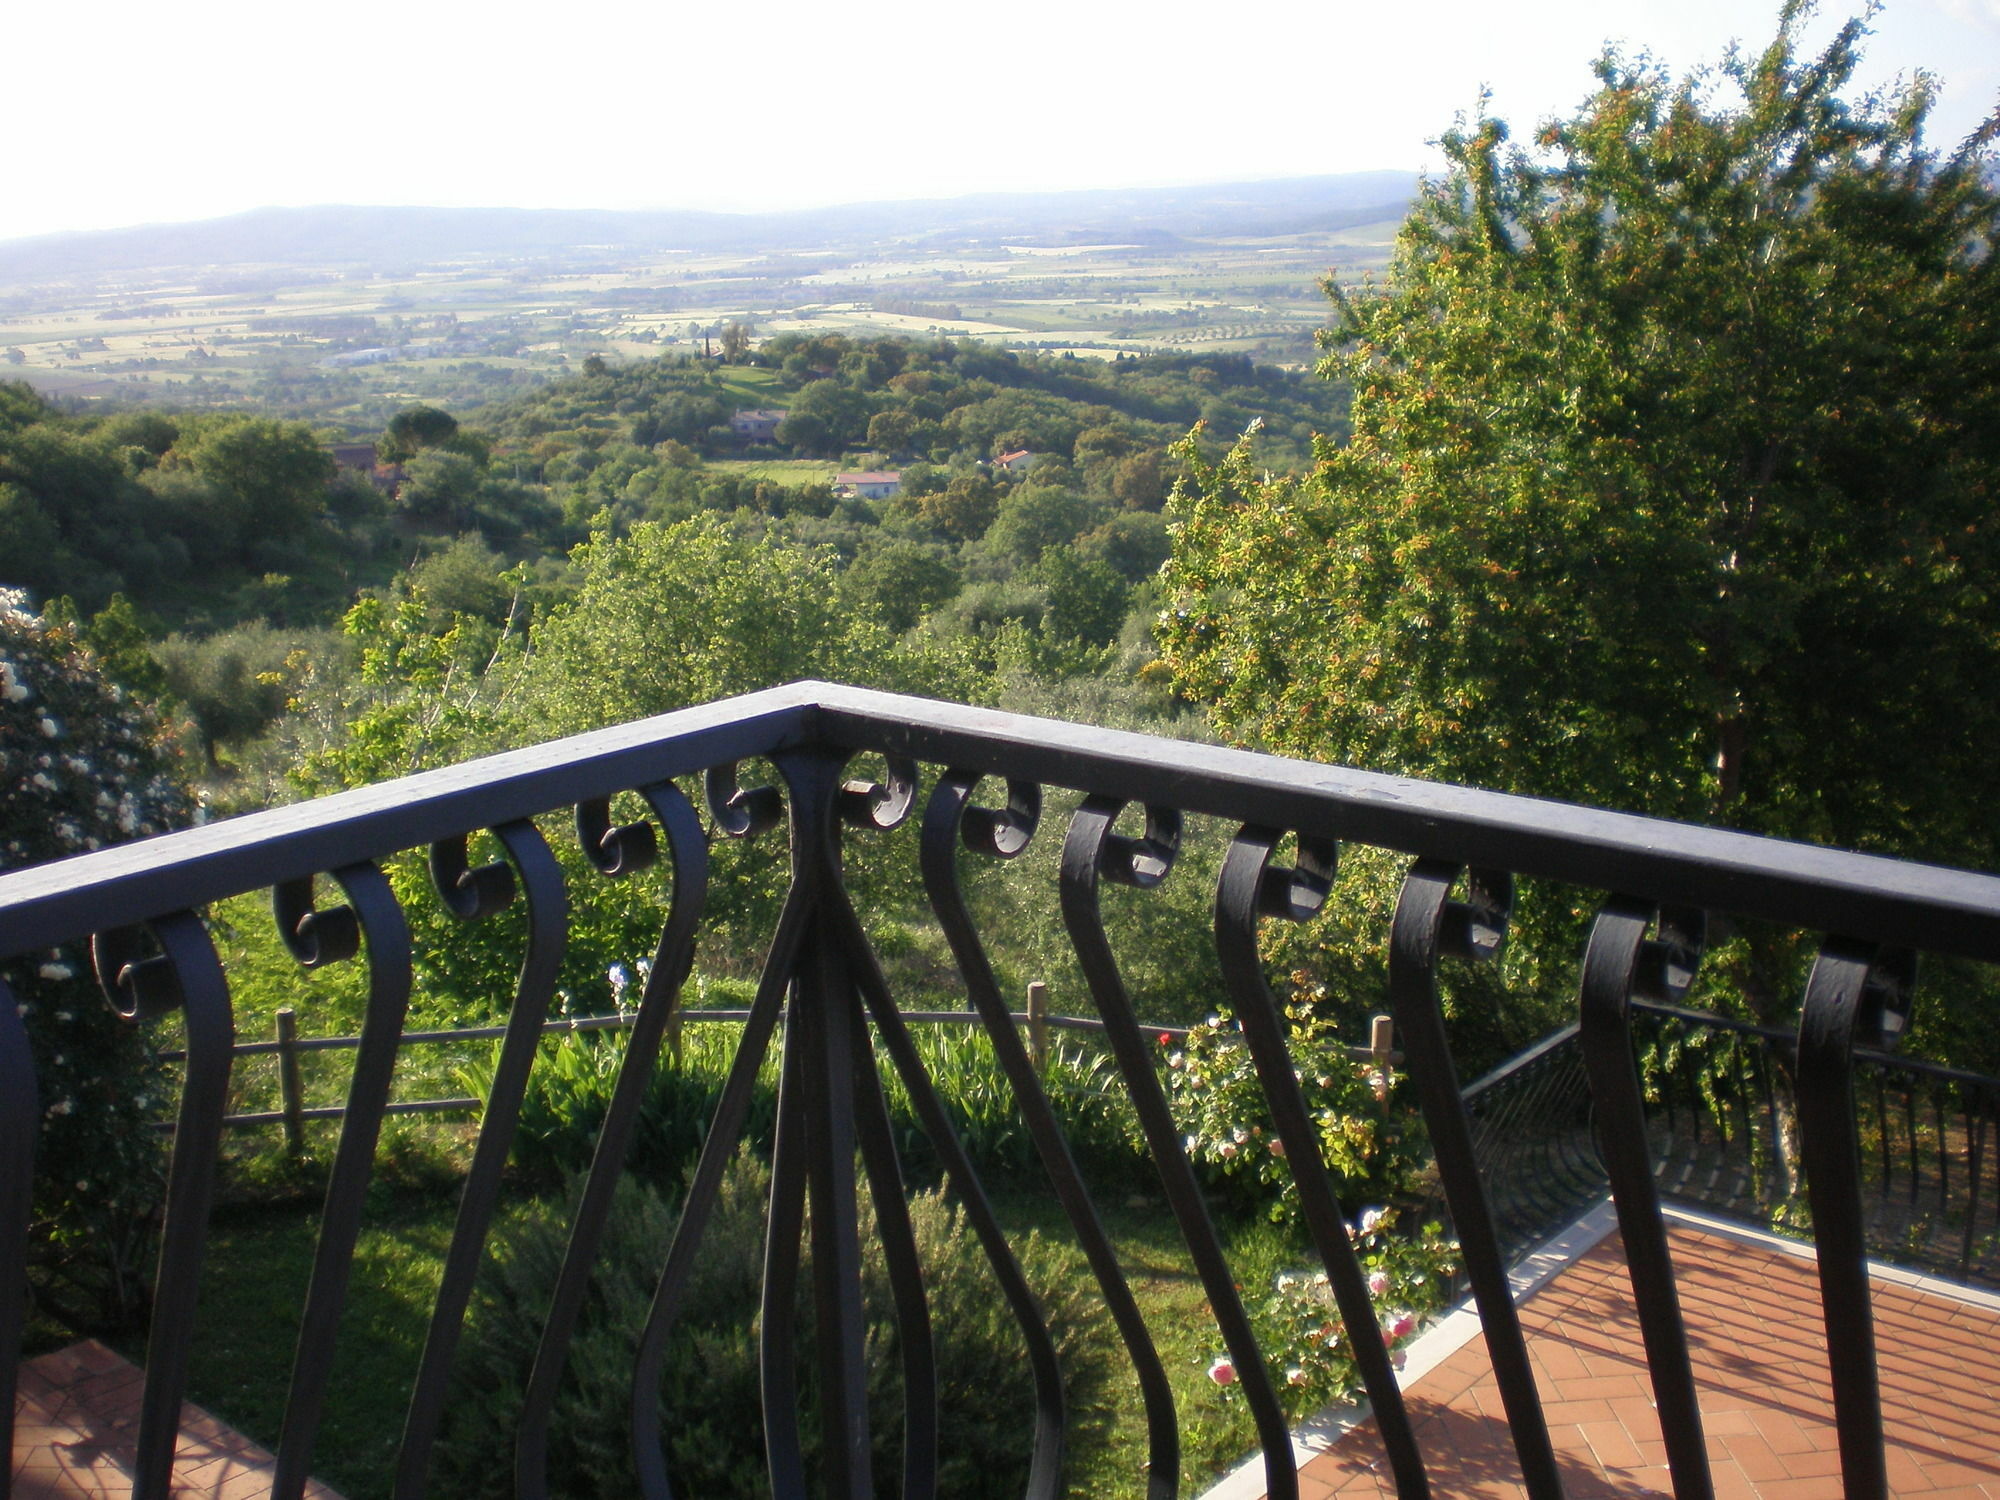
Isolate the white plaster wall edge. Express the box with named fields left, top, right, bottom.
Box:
left=1660, top=1201, right=2000, bottom=1315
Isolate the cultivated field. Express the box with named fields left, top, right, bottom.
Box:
left=0, top=216, right=1400, bottom=431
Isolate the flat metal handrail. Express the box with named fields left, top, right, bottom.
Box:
left=2, top=679, right=1995, bottom=1500
left=6, top=680, right=2000, bottom=963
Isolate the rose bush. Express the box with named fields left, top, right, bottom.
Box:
left=1162, top=998, right=1428, bottom=1222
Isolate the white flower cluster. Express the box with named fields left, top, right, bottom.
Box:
left=0, top=654, right=29, bottom=703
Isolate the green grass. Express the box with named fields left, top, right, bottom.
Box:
left=713, top=365, right=788, bottom=407
left=704, top=458, right=838, bottom=483
left=150, top=1140, right=1301, bottom=1497
left=123, top=1190, right=456, bottom=1499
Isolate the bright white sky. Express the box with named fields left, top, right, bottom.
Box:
left=5, top=0, right=1995, bottom=242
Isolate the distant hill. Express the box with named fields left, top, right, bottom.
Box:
left=0, top=173, right=1419, bottom=282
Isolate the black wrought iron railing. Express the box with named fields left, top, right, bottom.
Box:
left=1442, top=1004, right=2000, bottom=1286
left=4, top=681, right=1998, bottom=1500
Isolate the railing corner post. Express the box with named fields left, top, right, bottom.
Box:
left=1026, top=980, right=1049, bottom=1072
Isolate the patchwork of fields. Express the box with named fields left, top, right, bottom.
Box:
left=0, top=213, right=1401, bottom=429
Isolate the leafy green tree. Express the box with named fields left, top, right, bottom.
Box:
left=154, top=623, right=305, bottom=769
left=59, top=593, right=168, bottom=702
left=841, top=539, right=960, bottom=633
left=513, top=515, right=879, bottom=732
left=379, top=404, right=461, bottom=464
left=397, top=449, right=485, bottom=526
left=915, top=473, right=999, bottom=543
left=407, top=536, right=518, bottom=629
left=173, top=415, right=333, bottom=559
left=1031, top=544, right=1129, bottom=648
left=981, top=483, right=1099, bottom=572
left=1162, top=8, right=2000, bottom=1024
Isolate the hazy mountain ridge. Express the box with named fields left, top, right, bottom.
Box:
left=0, top=173, right=1419, bottom=282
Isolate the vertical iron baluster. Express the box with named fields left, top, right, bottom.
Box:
left=1797, top=940, right=1914, bottom=1500
left=921, top=770, right=1169, bottom=1500
left=506, top=784, right=711, bottom=1497
left=772, top=903, right=877, bottom=1499
left=1905, top=1084, right=1920, bottom=1208
left=760, top=978, right=814, bottom=1497
left=395, top=820, right=564, bottom=1500
left=93, top=914, right=233, bottom=1500
left=832, top=875, right=1065, bottom=1500
left=1756, top=1042, right=1782, bottom=1207
left=1681, top=1030, right=1705, bottom=1152
left=1576, top=897, right=1713, bottom=1500
left=271, top=863, right=412, bottom=1500
left=832, top=755, right=938, bottom=1500
left=841, top=976, right=939, bottom=1500
left=790, top=750, right=876, bottom=1500
left=1392, top=859, right=1563, bottom=1499
left=510, top=784, right=699, bottom=1499
left=1960, top=1090, right=1983, bottom=1279
left=627, top=876, right=804, bottom=1500
left=1219, top=827, right=1430, bottom=1498
left=1933, top=1084, right=1950, bottom=1216
left=1061, top=796, right=1297, bottom=1500
left=0, top=976, right=35, bottom=1500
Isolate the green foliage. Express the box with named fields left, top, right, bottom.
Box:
left=432, top=1152, right=1115, bottom=1500
left=153, top=622, right=319, bottom=768
left=1249, top=1208, right=1457, bottom=1415
left=839, top=538, right=961, bottom=634
left=512, top=515, right=869, bottom=732
left=461, top=1023, right=780, bottom=1191
left=476, top=1019, right=1145, bottom=1197
left=0, top=387, right=389, bottom=631
left=172, top=415, right=335, bottom=561
left=1162, top=8, right=2000, bottom=1025
left=0, top=589, right=194, bottom=1328
left=379, top=403, right=460, bottom=463
left=1163, top=1007, right=1427, bottom=1222
left=1031, top=545, right=1129, bottom=648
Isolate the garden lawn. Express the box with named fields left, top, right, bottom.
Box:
left=138, top=1155, right=1303, bottom=1498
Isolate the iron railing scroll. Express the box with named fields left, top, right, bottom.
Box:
left=4, top=681, right=2000, bottom=1500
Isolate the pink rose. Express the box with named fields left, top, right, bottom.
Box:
left=1367, top=1270, right=1390, bottom=1298
left=1208, top=1358, right=1236, bottom=1386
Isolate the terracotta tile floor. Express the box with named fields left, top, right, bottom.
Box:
left=1284, top=1214, right=2000, bottom=1498
left=11, top=1340, right=343, bottom=1499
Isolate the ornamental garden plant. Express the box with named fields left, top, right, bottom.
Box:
left=0, top=587, right=194, bottom=1328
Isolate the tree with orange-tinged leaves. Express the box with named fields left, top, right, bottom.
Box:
left=1161, top=5, right=2000, bottom=1051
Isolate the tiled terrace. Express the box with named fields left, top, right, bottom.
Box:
left=10, top=1340, right=342, bottom=1500
left=1212, top=1203, right=2000, bottom=1500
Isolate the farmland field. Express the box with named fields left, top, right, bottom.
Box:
left=0, top=189, right=1403, bottom=432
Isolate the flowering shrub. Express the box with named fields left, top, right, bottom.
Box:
left=1161, top=999, right=1428, bottom=1223
left=0, top=587, right=194, bottom=1327
left=1250, top=1206, right=1457, bottom=1413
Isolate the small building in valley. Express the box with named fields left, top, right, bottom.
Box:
left=835, top=471, right=903, bottom=500
left=731, top=409, right=785, bottom=442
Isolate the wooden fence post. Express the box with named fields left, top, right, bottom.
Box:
left=1370, top=1012, right=1395, bottom=1104
left=1027, top=981, right=1049, bottom=1072
left=276, top=1007, right=305, bottom=1156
